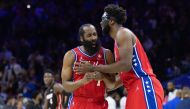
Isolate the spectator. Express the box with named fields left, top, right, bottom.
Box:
left=106, top=92, right=116, bottom=109
left=0, top=46, right=13, bottom=62
left=176, top=87, right=190, bottom=109
left=3, top=57, right=23, bottom=83
left=167, top=82, right=179, bottom=101
left=25, top=90, right=43, bottom=109
left=120, top=89, right=127, bottom=109
left=163, top=90, right=181, bottom=109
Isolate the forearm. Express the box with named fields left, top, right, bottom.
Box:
left=94, top=61, right=131, bottom=73
left=103, top=75, right=122, bottom=91
left=103, top=77, right=115, bottom=90
left=62, top=79, right=86, bottom=93
left=107, top=79, right=123, bottom=91
left=44, top=99, right=48, bottom=109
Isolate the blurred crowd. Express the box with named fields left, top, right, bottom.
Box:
left=0, top=0, right=189, bottom=108
left=163, top=82, right=190, bottom=109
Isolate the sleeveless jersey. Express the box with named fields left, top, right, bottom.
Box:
left=72, top=46, right=107, bottom=99
left=45, top=82, right=63, bottom=109
left=114, top=36, right=156, bottom=89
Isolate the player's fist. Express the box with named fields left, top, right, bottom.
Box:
left=93, top=72, right=104, bottom=80
left=82, top=73, right=94, bottom=84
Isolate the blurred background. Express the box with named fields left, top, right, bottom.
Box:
left=0, top=0, right=189, bottom=109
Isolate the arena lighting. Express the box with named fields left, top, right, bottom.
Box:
left=27, top=4, right=31, bottom=9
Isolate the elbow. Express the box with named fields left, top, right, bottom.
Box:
left=62, top=86, right=72, bottom=93
left=62, top=82, right=72, bottom=93
left=64, top=89, right=72, bottom=93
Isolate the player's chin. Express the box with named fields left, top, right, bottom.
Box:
left=101, top=26, right=105, bottom=31
left=100, top=24, right=105, bottom=30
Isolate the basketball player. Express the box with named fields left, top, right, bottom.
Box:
left=43, top=69, right=64, bottom=109
left=74, top=4, right=164, bottom=109
left=61, top=24, right=115, bottom=109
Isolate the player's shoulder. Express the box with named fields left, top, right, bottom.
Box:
left=65, top=50, right=74, bottom=56
left=101, top=47, right=112, bottom=54
left=116, top=27, right=136, bottom=43
left=104, top=48, right=112, bottom=54
left=64, top=49, right=76, bottom=60
left=117, top=27, right=133, bottom=37
left=65, top=46, right=79, bottom=55
left=101, top=47, right=114, bottom=59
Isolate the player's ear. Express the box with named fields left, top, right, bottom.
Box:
left=109, top=20, right=115, bottom=26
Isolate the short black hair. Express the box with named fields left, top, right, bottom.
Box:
left=44, top=69, right=54, bottom=75
left=78, top=24, right=94, bottom=37
left=104, top=4, right=127, bottom=24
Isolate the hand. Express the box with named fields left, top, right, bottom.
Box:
left=84, top=72, right=103, bottom=87
left=93, top=72, right=104, bottom=80
left=82, top=73, right=94, bottom=84
left=74, top=61, right=94, bottom=74
left=82, top=72, right=104, bottom=81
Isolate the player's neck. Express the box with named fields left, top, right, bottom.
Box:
left=48, top=81, right=54, bottom=88
left=110, top=24, right=122, bottom=39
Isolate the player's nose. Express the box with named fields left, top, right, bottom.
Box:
left=92, top=35, right=97, bottom=41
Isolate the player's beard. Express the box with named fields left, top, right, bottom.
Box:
left=81, top=39, right=100, bottom=55
left=101, top=20, right=110, bottom=36
left=168, top=88, right=175, bottom=92
left=102, top=24, right=110, bottom=36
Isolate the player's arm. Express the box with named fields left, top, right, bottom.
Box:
left=106, top=74, right=123, bottom=91
left=44, top=91, right=48, bottom=109
left=61, top=50, right=91, bottom=93
left=95, top=29, right=133, bottom=73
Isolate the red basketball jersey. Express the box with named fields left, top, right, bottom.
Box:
left=114, top=35, right=164, bottom=109
left=114, top=36, right=156, bottom=89
left=72, top=46, right=107, bottom=99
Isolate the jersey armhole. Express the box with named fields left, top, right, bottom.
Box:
left=71, top=49, right=77, bottom=62
left=103, top=48, right=107, bottom=64
left=71, top=49, right=77, bottom=81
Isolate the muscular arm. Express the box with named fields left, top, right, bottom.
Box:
left=61, top=50, right=89, bottom=93
left=94, top=29, right=134, bottom=73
